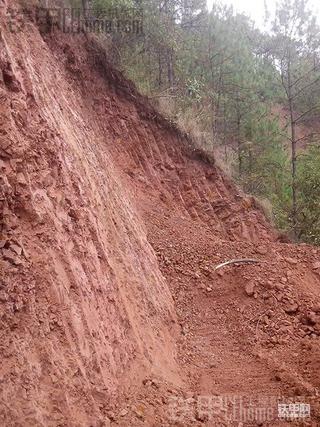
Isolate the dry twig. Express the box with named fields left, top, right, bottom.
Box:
left=214, top=259, right=261, bottom=271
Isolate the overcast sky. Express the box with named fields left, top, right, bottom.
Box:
left=206, top=0, right=320, bottom=29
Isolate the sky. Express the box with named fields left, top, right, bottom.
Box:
left=206, top=0, right=320, bottom=29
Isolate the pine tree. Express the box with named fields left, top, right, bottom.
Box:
left=269, top=0, right=320, bottom=235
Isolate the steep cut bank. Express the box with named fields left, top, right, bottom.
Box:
left=0, top=11, right=181, bottom=427
left=1, top=7, right=320, bottom=427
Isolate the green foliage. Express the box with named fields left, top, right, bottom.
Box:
left=296, top=145, right=320, bottom=244
left=239, top=109, right=292, bottom=228
left=93, top=0, right=320, bottom=244
left=91, top=0, right=134, bottom=9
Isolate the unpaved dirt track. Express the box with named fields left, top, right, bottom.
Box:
left=0, top=5, right=320, bottom=427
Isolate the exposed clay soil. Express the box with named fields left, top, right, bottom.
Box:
left=1, top=5, right=320, bottom=427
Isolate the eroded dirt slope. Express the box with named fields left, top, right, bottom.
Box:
left=0, top=11, right=181, bottom=427
left=1, top=6, right=320, bottom=427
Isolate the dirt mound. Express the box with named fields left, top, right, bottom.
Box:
left=1, top=5, right=320, bottom=427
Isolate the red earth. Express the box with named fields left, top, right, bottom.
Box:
left=0, top=4, right=320, bottom=426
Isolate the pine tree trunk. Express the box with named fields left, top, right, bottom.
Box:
left=237, top=113, right=242, bottom=175
left=287, top=55, right=298, bottom=236
left=289, top=104, right=297, bottom=235
left=158, top=52, right=162, bottom=88
left=167, top=48, right=174, bottom=90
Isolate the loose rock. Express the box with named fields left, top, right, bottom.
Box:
left=2, top=249, right=22, bottom=265
left=245, top=282, right=255, bottom=297
left=284, top=302, right=299, bottom=314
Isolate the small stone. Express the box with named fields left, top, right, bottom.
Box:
left=142, top=378, right=151, bottom=386
left=256, top=246, right=267, bottom=255
left=274, top=373, right=282, bottom=381
left=306, top=312, right=317, bottom=325
left=195, top=412, right=208, bottom=422
left=151, top=379, right=160, bottom=388
left=206, top=287, right=212, bottom=292
left=284, top=302, right=299, bottom=314
left=0, top=240, right=7, bottom=249
left=16, top=172, right=27, bottom=185
left=0, top=291, right=9, bottom=302
left=314, top=324, right=320, bottom=335
left=245, top=282, right=255, bottom=297
left=261, top=291, right=270, bottom=300
left=0, top=159, right=6, bottom=170
left=312, top=304, right=320, bottom=313
left=265, top=281, right=275, bottom=290
left=275, top=283, right=285, bottom=291
left=285, top=257, right=298, bottom=265
left=21, top=245, right=29, bottom=259
left=312, top=262, right=320, bottom=270
left=134, top=408, right=145, bottom=420
left=106, top=411, right=116, bottom=421
left=10, top=243, right=22, bottom=256
left=119, top=409, right=128, bottom=417
left=2, top=249, right=22, bottom=265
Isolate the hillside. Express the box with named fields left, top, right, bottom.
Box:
left=1, top=6, right=320, bottom=426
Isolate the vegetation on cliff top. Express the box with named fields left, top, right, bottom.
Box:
left=55, top=0, right=320, bottom=243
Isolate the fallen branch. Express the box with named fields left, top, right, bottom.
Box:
left=214, top=259, right=261, bottom=271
